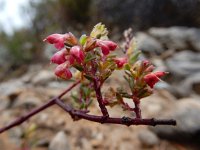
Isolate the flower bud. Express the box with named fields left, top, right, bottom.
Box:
left=70, top=46, right=85, bottom=64
left=67, top=32, right=78, bottom=45
left=102, top=40, right=117, bottom=51
left=154, top=71, right=166, bottom=78
left=114, top=57, right=128, bottom=68
left=100, top=44, right=110, bottom=55
left=96, top=40, right=117, bottom=55
left=145, top=65, right=155, bottom=73
left=43, top=33, right=69, bottom=50
left=51, top=49, right=66, bottom=64
left=65, top=55, right=75, bottom=65
left=144, top=71, right=166, bottom=88
left=84, top=38, right=97, bottom=52
left=55, top=63, right=72, bottom=80
left=142, top=60, right=150, bottom=67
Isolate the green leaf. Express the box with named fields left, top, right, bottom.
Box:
left=90, top=23, right=108, bottom=40
left=124, top=74, right=134, bottom=90
left=79, top=34, right=87, bottom=45
left=71, top=93, right=79, bottom=103
left=84, top=53, right=96, bottom=63
left=84, top=74, right=94, bottom=81
left=129, top=78, right=135, bottom=90
left=124, top=75, right=130, bottom=83
left=87, top=99, right=93, bottom=107
left=126, top=37, right=137, bottom=56
left=129, top=50, right=141, bottom=65
left=81, top=86, right=91, bottom=98
left=125, top=71, right=132, bottom=77
left=124, top=64, right=131, bottom=71
left=74, top=65, right=84, bottom=71
left=80, top=102, right=86, bottom=109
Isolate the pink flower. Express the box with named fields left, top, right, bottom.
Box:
left=51, top=49, right=67, bottom=64
left=96, top=40, right=117, bottom=55
left=43, top=33, right=68, bottom=50
left=55, top=63, right=72, bottom=80
left=144, top=71, right=166, bottom=88
left=65, top=55, right=75, bottom=65
left=145, top=65, right=155, bottom=72
left=114, top=57, right=128, bottom=68
left=142, top=60, right=150, bottom=67
left=70, top=46, right=85, bottom=64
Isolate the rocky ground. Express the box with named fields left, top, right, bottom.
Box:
left=1, top=26, right=200, bottom=150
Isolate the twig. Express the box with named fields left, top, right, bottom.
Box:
left=90, top=59, right=109, bottom=117
left=133, top=98, right=142, bottom=119
left=0, top=80, right=81, bottom=134
left=93, top=78, right=109, bottom=117
left=55, top=99, right=176, bottom=126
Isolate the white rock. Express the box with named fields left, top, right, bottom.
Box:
left=49, top=131, right=70, bottom=150
left=138, top=130, right=159, bottom=147
left=32, top=70, right=54, bottom=86
left=136, top=32, right=164, bottom=54
left=150, top=99, right=200, bottom=143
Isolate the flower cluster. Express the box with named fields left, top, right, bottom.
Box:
left=44, top=31, right=119, bottom=80
left=44, top=23, right=166, bottom=111
left=125, top=60, right=166, bottom=98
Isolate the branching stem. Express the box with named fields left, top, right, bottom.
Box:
left=93, top=78, right=109, bottom=117
left=55, top=99, right=176, bottom=126
left=133, top=98, right=142, bottom=119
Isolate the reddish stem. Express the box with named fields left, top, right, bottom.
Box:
left=93, top=78, right=109, bottom=118
left=131, top=95, right=142, bottom=119
left=90, top=59, right=109, bottom=118
left=134, top=100, right=141, bottom=119
left=55, top=98, right=176, bottom=126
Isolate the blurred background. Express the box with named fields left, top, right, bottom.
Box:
left=1, top=0, right=200, bottom=150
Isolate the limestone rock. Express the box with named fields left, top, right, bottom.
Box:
left=138, top=129, right=159, bottom=147
left=49, top=131, right=70, bottom=150
left=149, top=27, right=200, bottom=52
left=32, top=70, right=55, bottom=86
left=150, top=99, right=200, bottom=144
left=136, top=32, right=164, bottom=54
left=166, top=51, right=200, bottom=77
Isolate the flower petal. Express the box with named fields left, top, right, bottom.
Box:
left=44, top=33, right=69, bottom=50
left=51, top=49, right=67, bottom=64
left=96, top=40, right=117, bottom=55
left=70, top=46, right=85, bottom=64
left=144, top=71, right=166, bottom=88
left=114, top=57, right=128, bottom=68
left=55, top=63, right=72, bottom=80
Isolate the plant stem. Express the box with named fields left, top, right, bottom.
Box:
left=93, top=78, right=109, bottom=118
left=130, top=94, right=142, bottom=119
left=55, top=99, right=176, bottom=126
left=134, top=99, right=141, bottom=119
left=0, top=80, right=80, bottom=134
left=90, top=59, right=109, bottom=118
